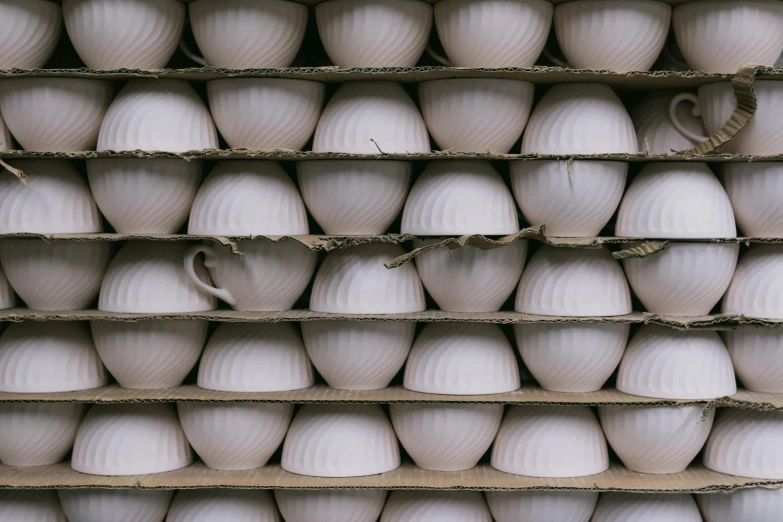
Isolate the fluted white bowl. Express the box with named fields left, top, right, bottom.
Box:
left=167, top=490, right=279, bottom=522
left=91, top=320, right=208, bottom=389
left=381, top=491, right=491, bottom=522
left=491, top=405, right=609, bottom=477
left=616, top=325, right=736, bottom=399
left=281, top=404, right=400, bottom=477
left=514, top=323, right=630, bottom=392
left=312, top=81, right=429, bottom=154
left=591, top=493, right=703, bottom=522
left=0, top=78, right=112, bottom=152
left=486, top=491, right=599, bottom=522
left=0, top=0, right=61, bottom=68
left=725, top=327, right=783, bottom=393
left=404, top=322, right=520, bottom=395
left=0, top=265, right=14, bottom=310
left=699, top=488, right=783, bottom=522
left=704, top=409, right=783, bottom=479
left=510, top=160, right=627, bottom=237
left=58, top=489, right=173, bottom=522
left=178, top=402, right=293, bottom=470
left=71, top=403, right=192, bottom=476
left=632, top=90, right=707, bottom=153
left=515, top=246, right=632, bottom=316
left=0, top=113, right=12, bottom=150
left=0, top=491, right=67, bottom=522
left=0, top=322, right=107, bottom=393
left=721, top=162, right=783, bottom=237
left=197, top=323, right=314, bottom=392
left=275, top=490, right=387, bottom=522
left=63, top=0, right=184, bottom=69
left=98, top=79, right=218, bottom=152
left=722, top=245, right=783, bottom=319
left=0, top=402, right=85, bottom=466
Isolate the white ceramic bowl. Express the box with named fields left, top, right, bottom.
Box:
left=722, top=245, right=783, bottom=319
left=390, top=403, right=503, bottom=471
left=0, top=160, right=102, bottom=233
left=616, top=325, right=736, bottom=400
left=381, top=491, right=492, bottom=522
left=167, top=490, right=279, bottom=522
left=275, top=490, right=387, bottom=522
left=58, top=490, right=173, bottom=522
left=178, top=402, right=293, bottom=470
left=312, top=82, right=429, bottom=154
left=297, top=160, right=412, bottom=235
left=87, top=158, right=203, bottom=234
left=98, top=79, right=218, bottom=152
left=197, top=322, right=314, bottom=392
left=0, top=491, right=67, bottom=522
left=515, top=246, right=632, bottom=317
left=0, top=113, right=12, bottom=150
left=281, top=404, right=400, bottom=478
left=404, top=322, right=520, bottom=395
left=71, top=403, right=192, bottom=476
left=599, top=405, right=714, bottom=474
left=207, top=78, right=324, bottom=151
left=413, top=240, right=527, bottom=312
left=186, top=0, right=307, bottom=68
left=0, top=322, right=107, bottom=393
left=0, top=0, right=61, bottom=68
left=591, top=493, right=703, bottom=522
left=514, top=323, right=630, bottom=392
left=0, top=78, right=112, bottom=152
left=491, top=405, right=609, bottom=478
left=419, top=78, right=534, bottom=153
left=510, top=160, right=627, bottom=237
left=725, top=326, right=783, bottom=393
left=0, top=266, right=14, bottom=310
left=698, top=488, right=783, bottom=522
left=0, top=402, right=85, bottom=466
left=91, top=320, right=208, bottom=389
left=486, top=491, right=599, bottom=522
left=721, top=162, right=783, bottom=237
left=401, top=160, right=519, bottom=235
left=63, top=0, right=184, bottom=69
left=631, top=90, right=707, bottom=154
left=704, top=409, right=783, bottom=479
left=521, top=83, right=637, bottom=154
left=0, top=240, right=111, bottom=310
left=310, top=243, right=426, bottom=314
left=301, top=321, right=415, bottom=390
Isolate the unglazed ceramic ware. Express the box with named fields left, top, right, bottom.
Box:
left=63, top=0, right=184, bottom=69
left=317, top=0, right=431, bottom=67
left=725, top=327, right=783, bottom=393
left=381, top=491, right=492, bottom=522
left=167, top=490, right=279, bottom=522
left=59, top=490, right=172, bottom=522
left=599, top=405, right=714, bottom=474
left=301, top=321, right=415, bottom=390
left=0, top=491, right=67, bottom=522
left=404, top=323, right=520, bottom=395
left=616, top=325, right=736, bottom=399
left=401, top=160, right=519, bottom=235
left=310, top=243, right=426, bottom=314
left=704, top=409, right=783, bottom=479
left=631, top=90, right=707, bottom=153
left=0, top=78, right=112, bottom=152
left=312, top=82, right=429, bottom=153
left=91, top=320, right=208, bottom=389
left=197, top=323, right=314, bottom=392
left=71, top=403, right=192, bottom=476
left=0, top=266, right=14, bottom=310
left=491, top=405, right=608, bottom=477
left=0, top=403, right=85, bottom=466
left=207, top=78, right=324, bottom=151
left=721, top=162, right=783, bottom=237
left=0, top=0, right=61, bottom=68
left=522, top=83, right=637, bottom=153
left=591, top=493, right=703, bottom=522
left=98, top=242, right=217, bottom=313
left=98, top=79, right=218, bottom=152
left=699, top=488, right=783, bottom=522
left=510, top=160, right=627, bottom=237
left=390, top=403, right=503, bottom=471
left=297, top=160, right=412, bottom=235
left=275, top=490, right=387, bottom=522
left=673, top=0, right=783, bottom=73
left=189, top=161, right=309, bottom=235
left=178, top=402, right=293, bottom=470
left=419, top=79, right=534, bottom=153
left=0, top=113, right=12, bottom=150
left=87, top=158, right=203, bottom=234
left=486, top=491, right=599, bottom=522
left=281, top=404, right=400, bottom=477
left=185, top=0, right=307, bottom=68
left=432, top=0, right=552, bottom=67
left=0, top=240, right=110, bottom=310
left=413, top=240, right=527, bottom=312
left=514, top=323, right=630, bottom=392
left=515, top=246, right=632, bottom=316
left=722, top=245, right=783, bottom=319
left=0, top=322, right=107, bottom=393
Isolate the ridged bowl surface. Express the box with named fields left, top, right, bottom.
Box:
left=0, top=0, right=62, bottom=68
left=698, top=487, right=783, bottom=522
left=0, top=113, right=12, bottom=150
left=0, top=403, right=86, bottom=467
left=722, top=245, right=783, bottom=319
left=0, top=491, right=67, bottom=522
left=167, top=489, right=280, bottom=522
left=631, top=90, right=706, bottom=153
left=58, top=489, right=173, bottom=522
left=486, top=491, right=598, bottom=522
left=725, top=326, right=783, bottom=393
left=381, top=491, right=492, bottom=522
left=591, top=493, right=703, bottom=522
left=721, top=162, right=783, bottom=237
left=0, top=265, right=14, bottom=310
left=704, top=409, right=783, bottom=479
left=275, top=490, right=387, bottom=522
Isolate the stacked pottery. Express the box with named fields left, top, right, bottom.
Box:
left=0, top=113, right=12, bottom=150
left=58, top=489, right=173, bottom=522
left=703, top=409, right=783, bottom=479
left=167, top=490, right=279, bottom=522
left=0, top=491, right=67, bottom=522
left=381, top=491, right=492, bottom=522
left=275, top=490, right=388, bottom=522
left=0, top=0, right=62, bottom=68
left=631, top=90, right=708, bottom=154
left=699, top=488, right=783, bottom=522
left=0, top=402, right=86, bottom=467
left=591, top=493, right=703, bottom=522
left=721, top=162, right=783, bottom=238
left=486, top=491, right=599, bottom=522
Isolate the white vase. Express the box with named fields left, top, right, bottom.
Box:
left=63, top=0, right=184, bottom=69
left=0, top=403, right=85, bottom=466
left=167, top=490, right=279, bottom=522
left=0, top=78, right=112, bottom=152
left=699, top=488, right=783, bottom=522
left=721, top=162, right=783, bottom=237
left=275, top=490, right=387, bottom=522
left=591, top=493, right=703, bottom=522
left=0, top=0, right=61, bottom=68
left=87, top=158, right=203, bottom=234
left=631, top=90, right=707, bottom=154
left=381, top=491, right=492, bottom=522
left=0, top=491, right=67, bottom=522
left=704, top=409, right=783, bottom=479
left=722, top=245, right=783, bottom=319
left=58, top=490, right=173, bottom=522
left=178, top=402, right=293, bottom=470
left=725, top=326, right=783, bottom=393
left=486, top=491, right=598, bottom=522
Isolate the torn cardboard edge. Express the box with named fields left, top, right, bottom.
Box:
left=0, top=462, right=779, bottom=492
